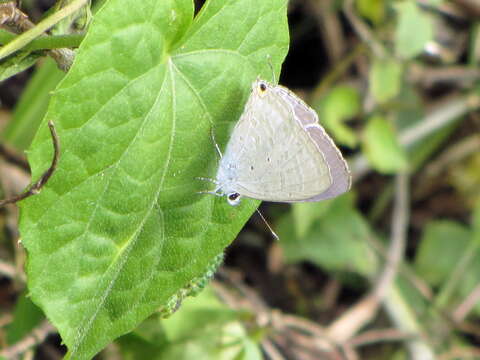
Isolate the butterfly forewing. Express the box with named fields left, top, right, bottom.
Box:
left=224, top=82, right=334, bottom=202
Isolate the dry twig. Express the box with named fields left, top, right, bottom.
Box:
left=342, top=0, right=386, bottom=58
left=348, top=328, right=415, bottom=348
left=0, top=121, right=60, bottom=207
left=326, top=174, right=410, bottom=343
left=0, top=321, right=56, bottom=359
left=213, top=271, right=343, bottom=359
left=0, top=1, right=75, bottom=71
left=452, top=283, right=480, bottom=323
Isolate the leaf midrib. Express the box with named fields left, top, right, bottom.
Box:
left=69, top=64, right=176, bottom=356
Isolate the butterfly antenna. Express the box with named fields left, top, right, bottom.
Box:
left=210, top=126, right=223, bottom=159
left=255, top=208, right=279, bottom=241
left=266, top=55, right=276, bottom=85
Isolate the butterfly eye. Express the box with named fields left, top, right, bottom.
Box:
left=227, top=192, right=241, bottom=206
left=259, top=82, right=267, bottom=93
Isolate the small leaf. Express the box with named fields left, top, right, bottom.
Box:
left=117, top=287, right=261, bottom=360
left=316, top=85, right=360, bottom=148
left=292, top=201, right=334, bottom=239
left=356, top=0, right=385, bottom=25
left=472, top=200, right=480, bottom=233
left=414, top=221, right=471, bottom=286
left=369, top=58, right=403, bottom=104
left=0, top=51, right=41, bottom=82
left=279, top=194, right=378, bottom=277
left=362, top=115, right=408, bottom=174
left=5, top=293, right=45, bottom=344
left=395, top=2, right=434, bottom=59
left=448, top=153, right=480, bottom=207
left=414, top=220, right=480, bottom=315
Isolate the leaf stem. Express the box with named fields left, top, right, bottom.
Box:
left=0, top=29, right=84, bottom=50
left=0, top=0, right=89, bottom=61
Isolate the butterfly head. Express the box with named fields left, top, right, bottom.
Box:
left=227, top=192, right=242, bottom=206
left=253, top=79, right=270, bottom=98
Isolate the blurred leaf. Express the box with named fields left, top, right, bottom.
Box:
left=448, top=153, right=480, bottom=207
left=362, top=115, right=408, bottom=173
left=369, top=57, right=403, bottom=104
left=392, top=84, right=458, bottom=171
left=2, top=58, right=64, bottom=150
left=292, top=201, right=334, bottom=239
left=473, top=200, right=480, bottom=232
left=279, top=193, right=378, bottom=277
left=424, top=0, right=443, bottom=5
left=394, top=277, right=429, bottom=319
left=469, top=23, right=480, bottom=65
left=415, top=220, right=480, bottom=315
left=117, top=287, right=261, bottom=360
left=356, top=0, right=385, bottom=25
left=395, top=2, right=433, bottom=59
left=5, top=293, right=44, bottom=344
left=18, top=0, right=288, bottom=358
left=51, top=0, right=92, bottom=35
left=392, top=85, right=424, bottom=131
left=316, top=85, right=360, bottom=148
left=0, top=51, right=41, bottom=82
left=414, top=221, right=471, bottom=286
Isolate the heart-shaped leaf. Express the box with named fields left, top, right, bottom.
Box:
left=18, top=0, right=289, bottom=358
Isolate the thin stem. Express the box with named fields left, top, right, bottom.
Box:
left=343, top=0, right=387, bottom=58
left=0, top=0, right=89, bottom=61
left=0, top=259, right=17, bottom=278
left=350, top=93, right=480, bottom=183
left=309, top=43, right=367, bottom=101
left=348, top=328, right=415, bottom=347
left=452, top=283, right=480, bottom=322
left=374, top=173, right=409, bottom=299
left=0, top=321, right=56, bottom=359
left=384, top=286, right=436, bottom=360
left=326, top=173, right=410, bottom=343
left=0, top=121, right=60, bottom=207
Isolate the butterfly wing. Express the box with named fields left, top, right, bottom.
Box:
left=274, top=85, right=351, bottom=201
left=221, top=80, right=350, bottom=202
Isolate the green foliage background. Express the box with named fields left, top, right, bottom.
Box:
left=0, top=0, right=480, bottom=359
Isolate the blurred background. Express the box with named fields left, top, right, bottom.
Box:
left=1, top=0, right=480, bottom=359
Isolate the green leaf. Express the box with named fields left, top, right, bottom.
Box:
left=2, top=58, right=64, bottom=150
left=362, top=115, right=408, bottom=174
left=292, top=201, right=334, bottom=239
left=395, top=2, right=434, bottom=59
left=0, top=50, right=41, bottom=82
left=392, top=85, right=458, bottom=172
left=369, top=58, right=403, bottom=104
left=414, top=220, right=480, bottom=315
left=5, top=292, right=45, bottom=344
left=279, top=194, right=378, bottom=277
left=117, top=287, right=261, bottom=360
left=414, top=221, right=471, bottom=286
left=315, top=85, right=360, bottom=148
left=18, top=0, right=289, bottom=359
left=356, top=0, right=386, bottom=25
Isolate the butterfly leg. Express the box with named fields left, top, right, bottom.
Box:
left=196, top=176, right=219, bottom=184
left=196, top=177, right=224, bottom=196
left=197, top=189, right=223, bottom=196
